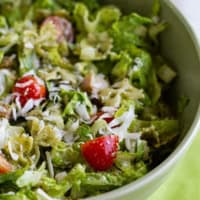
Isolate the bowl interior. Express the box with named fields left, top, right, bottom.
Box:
left=86, top=0, right=200, bottom=199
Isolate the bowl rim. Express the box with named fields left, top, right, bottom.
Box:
left=84, top=0, right=200, bottom=199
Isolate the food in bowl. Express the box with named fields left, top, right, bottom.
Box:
left=0, top=0, right=183, bottom=199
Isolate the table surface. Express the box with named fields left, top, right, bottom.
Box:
left=148, top=1, right=200, bottom=200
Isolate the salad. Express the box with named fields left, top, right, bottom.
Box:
left=0, top=0, right=181, bottom=199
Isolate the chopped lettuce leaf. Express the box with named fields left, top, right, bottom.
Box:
left=82, top=171, right=124, bottom=193
left=0, top=51, right=4, bottom=63
left=0, top=119, right=24, bottom=150
left=18, top=53, right=38, bottom=76
left=100, top=79, right=144, bottom=107
left=57, top=0, right=100, bottom=13
left=110, top=13, right=152, bottom=52
left=129, top=119, right=179, bottom=147
left=38, top=176, right=70, bottom=198
left=128, top=51, right=152, bottom=89
left=76, top=124, right=93, bottom=141
left=0, top=16, right=7, bottom=28
left=61, top=90, right=93, bottom=117
left=0, top=70, right=16, bottom=97
left=157, top=64, right=177, bottom=84
left=0, top=168, right=26, bottom=184
left=28, top=119, right=62, bottom=147
left=26, top=0, right=60, bottom=21
left=51, top=141, right=81, bottom=168
left=74, top=3, right=121, bottom=33
left=0, top=1, right=31, bottom=25
left=149, top=22, right=167, bottom=44
left=115, top=100, right=143, bottom=118
left=76, top=32, right=113, bottom=61
left=16, top=164, right=46, bottom=188
left=64, top=164, right=86, bottom=199
left=114, top=151, right=136, bottom=172
left=4, top=134, right=34, bottom=165
left=112, top=51, right=132, bottom=79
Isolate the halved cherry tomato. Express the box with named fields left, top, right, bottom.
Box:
left=81, top=135, right=119, bottom=171
left=13, top=75, right=46, bottom=106
left=42, top=16, right=74, bottom=43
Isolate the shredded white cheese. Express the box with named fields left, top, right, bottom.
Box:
left=0, top=119, right=10, bottom=149
left=75, top=102, right=90, bottom=121
left=8, top=141, right=19, bottom=161
left=46, top=151, right=54, bottom=178
left=15, top=79, right=34, bottom=88
left=101, top=106, right=117, bottom=114
left=99, top=106, right=138, bottom=144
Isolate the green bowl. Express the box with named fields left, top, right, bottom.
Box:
left=85, top=1, right=200, bottom=200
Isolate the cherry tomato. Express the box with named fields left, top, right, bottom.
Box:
left=13, top=75, right=46, bottom=106
left=81, top=135, right=119, bottom=171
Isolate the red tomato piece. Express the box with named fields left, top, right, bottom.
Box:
left=0, top=155, right=12, bottom=174
left=13, top=75, right=46, bottom=106
left=81, top=135, right=119, bottom=171
left=42, top=16, right=74, bottom=43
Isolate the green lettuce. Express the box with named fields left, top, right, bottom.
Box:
left=28, top=119, right=61, bottom=147
left=56, top=0, right=100, bottom=13
left=149, top=22, right=167, bottom=45
left=28, top=104, right=65, bottom=129
left=26, top=0, right=60, bottom=21
left=114, top=152, right=147, bottom=180
left=0, top=1, right=31, bottom=25
left=128, top=50, right=152, bottom=89
left=129, top=119, right=179, bottom=147
left=4, top=134, right=34, bottom=166
left=109, top=13, right=152, bottom=52
left=76, top=124, right=93, bottom=141
left=16, top=165, right=46, bottom=188
left=0, top=189, right=37, bottom=200
left=36, top=20, right=71, bottom=69
left=15, top=20, right=39, bottom=75
left=61, top=90, right=93, bottom=117
left=157, top=64, right=177, bottom=84
left=100, top=79, right=144, bottom=107
left=74, top=2, right=121, bottom=33
left=81, top=171, right=124, bottom=195
left=0, top=17, right=18, bottom=54
left=76, top=32, right=113, bottom=61
left=38, top=176, right=70, bottom=198
left=127, top=50, right=161, bottom=104
left=0, top=168, right=26, bottom=185
left=111, top=51, right=132, bottom=79
left=115, top=99, right=143, bottom=118
left=0, top=70, right=16, bottom=97
left=51, top=141, right=81, bottom=168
